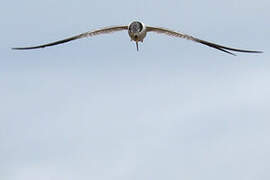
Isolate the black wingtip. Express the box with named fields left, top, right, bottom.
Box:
left=12, top=48, right=23, bottom=50
left=253, top=50, right=263, bottom=54
left=11, top=46, right=44, bottom=50
left=12, top=47, right=31, bottom=50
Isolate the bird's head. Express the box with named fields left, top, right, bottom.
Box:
left=128, top=21, right=147, bottom=51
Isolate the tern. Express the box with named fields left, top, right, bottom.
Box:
left=13, top=21, right=262, bottom=55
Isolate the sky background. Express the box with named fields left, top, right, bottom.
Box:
left=1, top=0, right=269, bottom=180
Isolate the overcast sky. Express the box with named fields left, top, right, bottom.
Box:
left=1, top=0, right=269, bottom=180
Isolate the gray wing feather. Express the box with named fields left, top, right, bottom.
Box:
left=146, top=26, right=262, bottom=55
left=12, top=26, right=128, bottom=50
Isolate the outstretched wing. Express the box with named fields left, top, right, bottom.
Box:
left=146, top=26, right=262, bottom=56
left=12, top=26, right=128, bottom=50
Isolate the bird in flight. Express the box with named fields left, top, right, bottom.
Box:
left=12, top=21, right=262, bottom=56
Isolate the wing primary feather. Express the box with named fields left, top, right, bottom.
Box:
left=12, top=35, right=80, bottom=50
left=12, top=26, right=128, bottom=50
left=146, top=26, right=263, bottom=55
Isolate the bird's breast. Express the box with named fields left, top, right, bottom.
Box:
left=128, top=30, right=147, bottom=42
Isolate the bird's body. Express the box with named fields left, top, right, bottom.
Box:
left=128, top=21, right=147, bottom=51
left=13, top=20, right=262, bottom=55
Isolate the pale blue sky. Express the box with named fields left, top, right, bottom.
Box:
left=1, top=0, right=269, bottom=180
